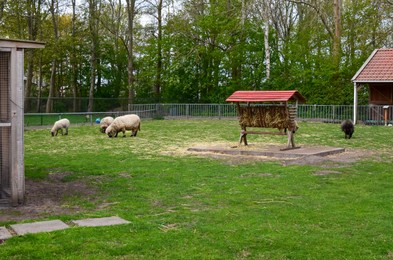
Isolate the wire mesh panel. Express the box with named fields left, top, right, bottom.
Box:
left=0, top=51, right=11, bottom=203
left=0, top=127, right=10, bottom=200
left=0, top=52, right=10, bottom=122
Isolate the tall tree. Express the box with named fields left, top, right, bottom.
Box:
left=155, top=0, right=163, bottom=101
left=25, top=0, right=43, bottom=112
left=126, top=0, right=136, bottom=107
left=71, top=0, right=79, bottom=111
left=263, top=0, right=270, bottom=81
left=46, top=0, right=59, bottom=113
left=333, top=0, right=341, bottom=69
left=290, top=0, right=341, bottom=69
left=87, top=0, right=101, bottom=112
left=99, top=0, right=126, bottom=99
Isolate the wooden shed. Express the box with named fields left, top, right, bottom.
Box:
left=226, top=90, right=306, bottom=149
left=0, top=39, right=45, bottom=207
left=352, top=48, right=393, bottom=124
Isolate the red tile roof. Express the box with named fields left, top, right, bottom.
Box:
left=226, top=90, right=306, bottom=103
left=352, top=49, right=393, bottom=82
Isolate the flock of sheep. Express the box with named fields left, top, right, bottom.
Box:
left=50, top=114, right=141, bottom=138
left=51, top=114, right=354, bottom=140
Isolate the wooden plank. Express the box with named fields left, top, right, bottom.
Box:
left=16, top=49, right=25, bottom=204
left=280, top=146, right=301, bottom=151
left=10, top=48, right=17, bottom=206
left=10, top=48, right=25, bottom=206
left=242, top=131, right=286, bottom=136
left=0, top=39, right=45, bottom=49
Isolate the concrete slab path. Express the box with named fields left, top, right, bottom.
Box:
left=188, top=145, right=345, bottom=158
left=10, top=220, right=69, bottom=236
left=1, top=216, right=130, bottom=240
left=0, top=226, right=12, bottom=240
left=71, top=216, right=130, bottom=227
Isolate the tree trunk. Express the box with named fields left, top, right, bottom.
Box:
left=333, top=0, right=341, bottom=69
left=24, top=50, right=34, bottom=112
left=87, top=0, right=99, bottom=112
left=71, top=0, right=78, bottom=112
left=155, top=0, right=163, bottom=102
left=36, top=55, right=43, bottom=112
left=263, top=0, right=270, bottom=81
left=126, top=0, right=135, bottom=108
left=46, top=59, right=56, bottom=113
left=25, top=0, right=41, bottom=112
left=46, top=0, right=59, bottom=113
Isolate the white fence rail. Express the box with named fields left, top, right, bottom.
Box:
left=24, top=104, right=393, bottom=127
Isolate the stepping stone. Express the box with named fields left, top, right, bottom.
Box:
left=0, top=227, right=12, bottom=240
left=71, top=216, right=130, bottom=227
left=10, top=220, right=69, bottom=236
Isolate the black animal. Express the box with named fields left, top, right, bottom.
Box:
left=341, top=119, right=354, bottom=139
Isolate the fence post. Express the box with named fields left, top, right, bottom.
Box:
left=186, top=104, right=189, bottom=119
left=218, top=104, right=221, bottom=120
left=332, top=105, right=335, bottom=123
left=313, top=104, right=316, bottom=119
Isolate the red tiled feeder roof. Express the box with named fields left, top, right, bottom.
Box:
left=352, top=48, right=393, bottom=83
left=226, top=90, right=306, bottom=103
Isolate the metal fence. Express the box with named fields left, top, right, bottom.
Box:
left=24, top=103, right=393, bottom=127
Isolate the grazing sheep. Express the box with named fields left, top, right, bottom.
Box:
left=51, top=118, right=70, bottom=136
left=105, top=114, right=141, bottom=138
left=341, top=119, right=354, bottom=139
left=99, top=116, right=114, bottom=133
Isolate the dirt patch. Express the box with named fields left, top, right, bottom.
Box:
left=281, top=148, right=372, bottom=166
left=186, top=142, right=374, bottom=167
left=0, top=172, right=98, bottom=223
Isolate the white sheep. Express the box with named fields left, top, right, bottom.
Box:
left=99, top=116, right=114, bottom=133
left=51, top=118, right=70, bottom=136
left=105, top=114, right=141, bottom=138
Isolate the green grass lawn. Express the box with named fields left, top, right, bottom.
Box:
left=1, top=119, right=393, bottom=259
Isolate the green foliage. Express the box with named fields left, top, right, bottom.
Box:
left=0, top=0, right=392, bottom=108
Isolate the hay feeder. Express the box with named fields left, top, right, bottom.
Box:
left=226, top=90, right=306, bottom=150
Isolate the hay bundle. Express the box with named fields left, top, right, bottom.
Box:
left=238, top=105, right=292, bottom=129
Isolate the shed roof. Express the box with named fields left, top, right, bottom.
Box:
left=226, top=90, right=306, bottom=103
left=0, top=38, right=45, bottom=49
left=352, top=48, right=393, bottom=83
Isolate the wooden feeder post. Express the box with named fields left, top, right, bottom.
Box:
left=226, top=90, right=306, bottom=150
left=383, top=105, right=389, bottom=126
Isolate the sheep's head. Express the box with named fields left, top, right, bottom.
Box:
left=50, top=127, right=57, bottom=136
left=105, top=125, right=116, bottom=138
